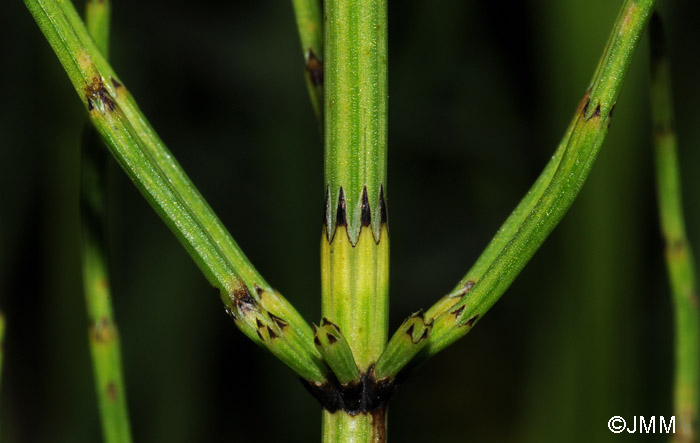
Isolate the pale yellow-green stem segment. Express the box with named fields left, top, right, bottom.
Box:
left=322, top=409, right=386, bottom=443
left=322, top=225, right=389, bottom=371
left=650, top=15, right=699, bottom=443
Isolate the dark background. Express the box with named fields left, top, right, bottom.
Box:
left=2, top=0, right=699, bottom=441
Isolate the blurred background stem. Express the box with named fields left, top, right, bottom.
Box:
left=0, top=311, right=5, bottom=438
left=291, top=0, right=324, bottom=128
left=650, top=14, right=699, bottom=443
left=80, top=0, right=133, bottom=440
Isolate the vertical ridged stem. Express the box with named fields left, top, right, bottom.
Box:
left=322, top=0, right=388, bottom=441
left=650, top=15, right=699, bottom=443
left=323, top=0, right=388, bottom=376
left=80, top=0, right=133, bottom=441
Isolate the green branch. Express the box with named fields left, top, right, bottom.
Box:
left=80, top=0, right=133, bottom=440
left=378, top=0, right=657, bottom=374
left=650, top=14, right=699, bottom=443
left=25, top=0, right=328, bottom=384
left=291, top=0, right=324, bottom=126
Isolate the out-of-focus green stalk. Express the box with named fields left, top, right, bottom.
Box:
left=80, top=0, right=132, bottom=441
left=291, top=0, right=323, bottom=126
left=85, top=0, right=109, bottom=58
left=378, top=0, right=656, bottom=374
left=80, top=180, right=133, bottom=443
left=25, top=0, right=328, bottom=384
left=0, top=310, right=5, bottom=437
left=650, top=15, right=699, bottom=443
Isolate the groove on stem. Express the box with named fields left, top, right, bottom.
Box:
left=650, top=14, right=699, bottom=443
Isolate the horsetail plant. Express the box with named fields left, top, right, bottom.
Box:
left=650, top=15, right=700, bottom=443
left=21, top=0, right=681, bottom=441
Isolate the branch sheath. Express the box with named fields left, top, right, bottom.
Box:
left=650, top=15, right=699, bottom=443
left=25, top=0, right=328, bottom=383
left=378, top=0, right=657, bottom=374
left=80, top=0, right=133, bottom=441
left=313, top=318, right=361, bottom=385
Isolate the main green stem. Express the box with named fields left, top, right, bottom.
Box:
left=80, top=0, right=133, bottom=440
left=321, top=0, right=389, bottom=441
left=650, top=15, right=699, bottom=443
